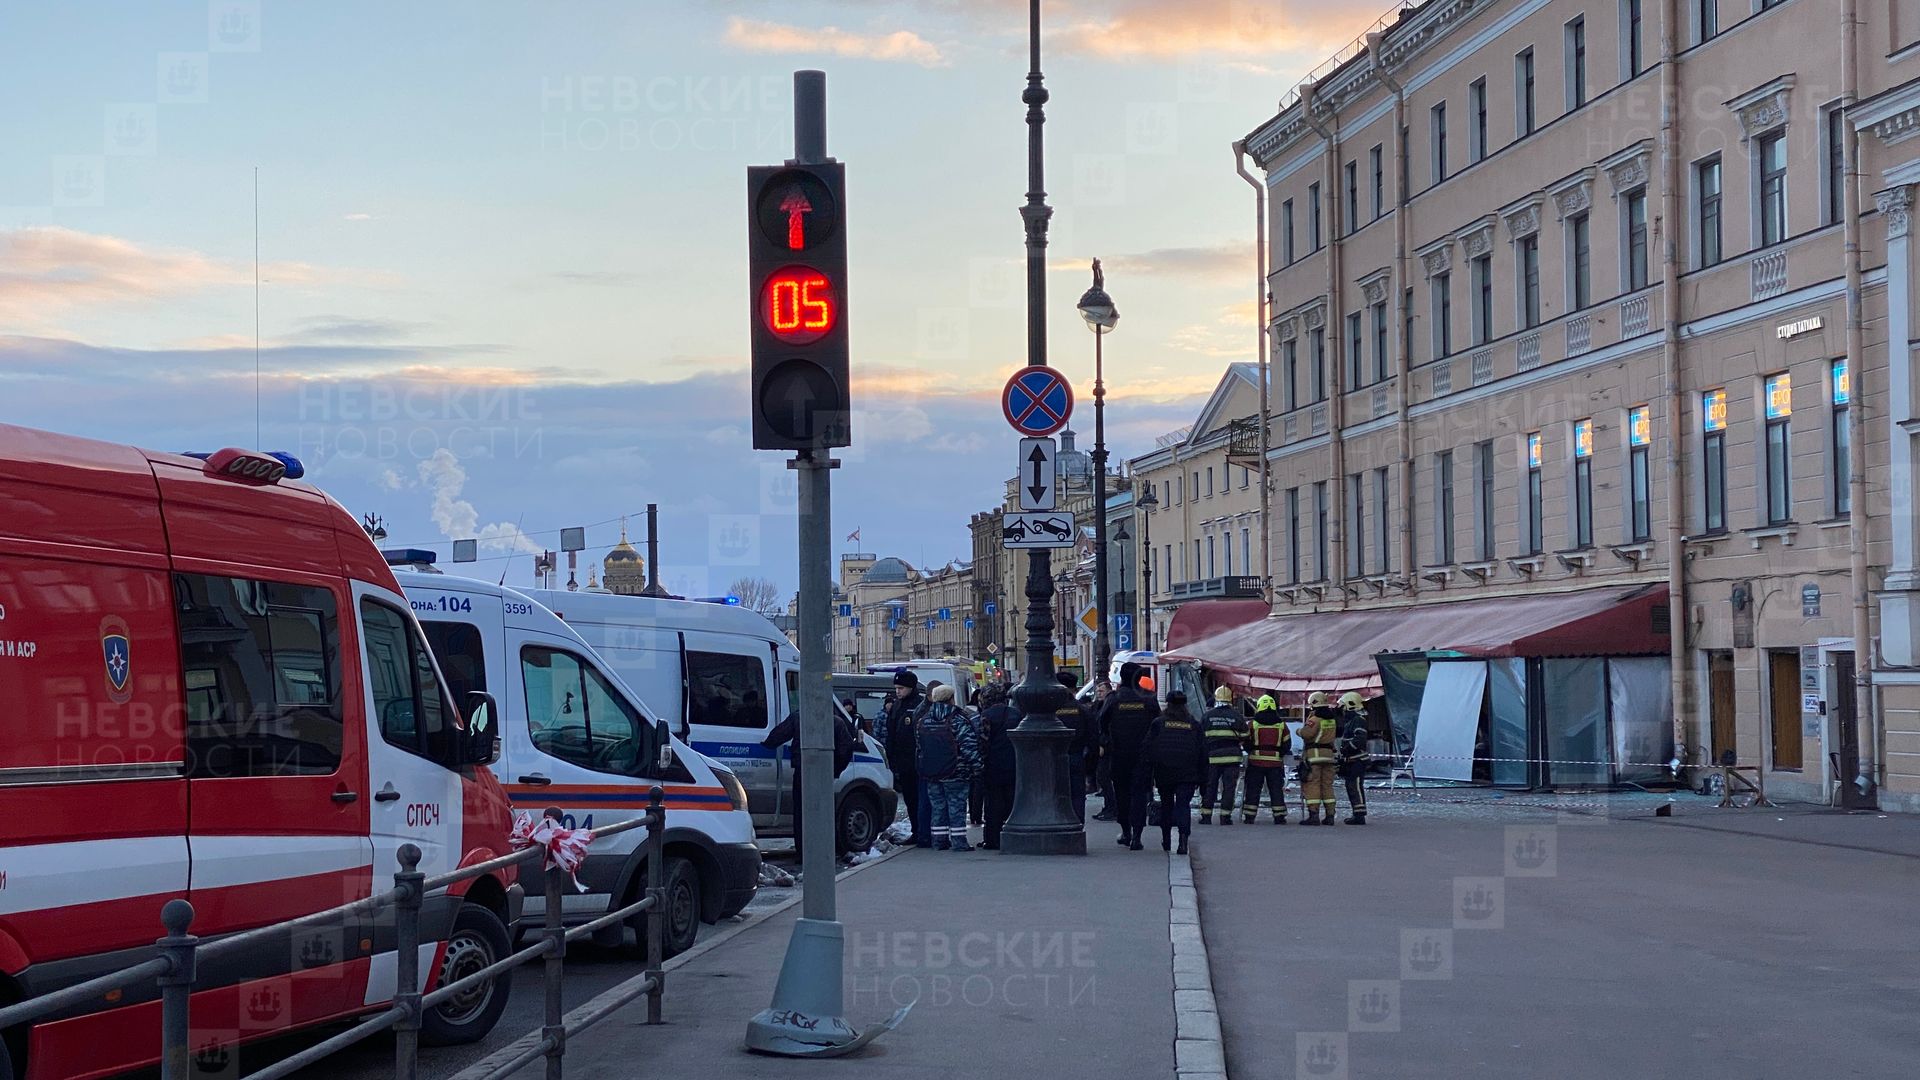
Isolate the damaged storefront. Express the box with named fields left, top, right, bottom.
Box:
left=1164, top=585, right=1675, bottom=791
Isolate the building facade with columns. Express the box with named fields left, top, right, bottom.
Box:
left=1236, top=0, right=1915, bottom=807
left=828, top=554, right=979, bottom=669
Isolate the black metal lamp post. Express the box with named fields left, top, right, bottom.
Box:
left=1076, top=261, right=1119, bottom=681
left=1136, top=485, right=1158, bottom=652
left=1002, top=0, right=1083, bottom=856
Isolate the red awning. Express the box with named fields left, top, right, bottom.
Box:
left=1162, top=598, right=1271, bottom=652
left=1163, top=585, right=1668, bottom=702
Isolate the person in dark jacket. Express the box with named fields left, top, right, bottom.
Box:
left=1336, top=691, right=1372, bottom=825
left=916, top=685, right=984, bottom=851
left=1090, top=679, right=1117, bottom=821
left=977, top=684, right=1019, bottom=848
left=878, top=671, right=928, bottom=847
left=1146, top=691, right=1208, bottom=853
left=762, top=705, right=859, bottom=860
left=1054, top=671, right=1098, bottom=823
left=1095, top=662, right=1160, bottom=850
left=1199, top=686, right=1247, bottom=825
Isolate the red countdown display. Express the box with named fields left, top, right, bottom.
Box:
left=760, top=266, right=838, bottom=345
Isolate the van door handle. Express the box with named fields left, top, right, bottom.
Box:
left=374, top=783, right=402, bottom=803
left=517, top=773, right=552, bottom=786
left=332, top=789, right=360, bottom=804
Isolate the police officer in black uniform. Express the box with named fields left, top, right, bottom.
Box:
left=878, top=671, right=927, bottom=846
left=1094, top=662, right=1159, bottom=850
left=1054, top=671, right=1098, bottom=823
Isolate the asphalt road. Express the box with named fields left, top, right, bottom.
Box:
left=1190, top=790, right=1920, bottom=1080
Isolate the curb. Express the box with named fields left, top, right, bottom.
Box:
left=449, top=843, right=915, bottom=1080
left=1169, top=849, right=1228, bottom=1080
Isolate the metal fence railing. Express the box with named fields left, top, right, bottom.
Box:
left=0, top=787, right=669, bottom=1080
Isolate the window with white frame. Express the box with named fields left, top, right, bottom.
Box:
left=1702, top=388, right=1728, bottom=532
left=1525, top=432, right=1545, bottom=555
left=1625, top=188, right=1649, bottom=290
left=1241, top=528, right=1251, bottom=574
left=1283, top=337, right=1299, bottom=411
left=1314, top=481, right=1330, bottom=579
left=1573, top=419, right=1595, bottom=548
left=1697, top=0, right=1718, bottom=43
left=1370, top=144, right=1385, bottom=217
left=1431, top=101, right=1448, bottom=184
left=1825, top=104, right=1847, bottom=228
left=1764, top=372, right=1792, bottom=525
left=1347, top=311, right=1365, bottom=390
left=1282, top=198, right=1296, bottom=264
left=1565, top=16, right=1587, bottom=110
left=1347, top=473, right=1366, bottom=577
left=1471, top=254, right=1494, bottom=345
left=1518, top=235, right=1541, bottom=328
left=1372, top=300, right=1390, bottom=382
left=1310, top=325, right=1328, bottom=401
left=1309, top=182, right=1323, bottom=249
left=1516, top=48, right=1537, bottom=137
left=1288, top=487, right=1302, bottom=583
left=1433, top=272, right=1454, bottom=358
left=1696, top=156, right=1723, bottom=267
left=1758, top=130, right=1787, bottom=246
left=1345, top=159, right=1359, bottom=235
left=1436, top=449, right=1456, bottom=563
left=1373, top=467, right=1391, bottom=573
left=1628, top=405, right=1653, bottom=541
left=1476, top=440, right=1497, bottom=559
left=1832, top=357, right=1851, bottom=516
left=1569, top=211, right=1593, bottom=309
left=1622, top=0, right=1644, bottom=79
left=1470, top=78, right=1488, bottom=163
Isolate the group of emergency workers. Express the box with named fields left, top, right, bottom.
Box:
left=1088, top=662, right=1378, bottom=853
left=1197, top=686, right=1372, bottom=826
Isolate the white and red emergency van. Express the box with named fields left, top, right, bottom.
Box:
left=0, top=423, right=521, bottom=1080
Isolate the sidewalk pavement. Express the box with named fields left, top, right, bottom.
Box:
left=553, top=834, right=1180, bottom=1080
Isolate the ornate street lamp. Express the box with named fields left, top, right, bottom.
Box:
left=1076, top=261, right=1118, bottom=681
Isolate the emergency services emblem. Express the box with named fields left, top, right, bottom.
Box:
left=100, top=616, right=131, bottom=703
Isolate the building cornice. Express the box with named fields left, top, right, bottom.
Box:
left=1725, top=75, right=1795, bottom=141
left=1546, top=167, right=1597, bottom=220
left=1357, top=266, right=1393, bottom=305
left=1854, top=76, right=1920, bottom=146
left=1600, top=140, right=1653, bottom=196
left=1455, top=215, right=1498, bottom=260
left=1500, top=193, right=1546, bottom=241
left=1416, top=234, right=1455, bottom=278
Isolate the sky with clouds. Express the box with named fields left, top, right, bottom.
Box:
left=0, top=0, right=1384, bottom=597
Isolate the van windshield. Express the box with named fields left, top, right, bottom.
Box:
left=521, top=645, right=659, bottom=776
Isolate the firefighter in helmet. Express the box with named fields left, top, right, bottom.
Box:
left=1240, top=693, right=1291, bottom=823
left=1198, top=686, right=1247, bottom=825
left=1298, top=691, right=1341, bottom=825
left=1336, top=691, right=1372, bottom=825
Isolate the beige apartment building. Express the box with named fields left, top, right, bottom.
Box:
left=1225, top=0, right=1920, bottom=809
left=828, top=554, right=977, bottom=669
left=1127, top=364, right=1272, bottom=652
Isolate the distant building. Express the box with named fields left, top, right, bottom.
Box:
left=600, top=523, right=648, bottom=596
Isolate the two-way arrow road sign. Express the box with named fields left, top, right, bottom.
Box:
left=1018, top=437, right=1057, bottom=511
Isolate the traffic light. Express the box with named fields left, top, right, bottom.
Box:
left=747, top=161, right=850, bottom=450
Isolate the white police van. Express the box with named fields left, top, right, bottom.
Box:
left=391, top=562, right=760, bottom=956
left=524, top=588, right=896, bottom=854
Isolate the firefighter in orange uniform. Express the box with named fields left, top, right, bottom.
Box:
left=1299, top=692, right=1342, bottom=825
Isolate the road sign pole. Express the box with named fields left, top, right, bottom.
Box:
left=747, top=71, right=908, bottom=1057
left=1001, top=0, right=1084, bottom=858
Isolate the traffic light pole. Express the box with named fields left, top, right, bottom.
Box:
left=746, top=70, right=908, bottom=1057
left=1000, top=0, right=1085, bottom=857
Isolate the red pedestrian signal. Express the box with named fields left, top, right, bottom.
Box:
left=748, top=162, right=849, bottom=450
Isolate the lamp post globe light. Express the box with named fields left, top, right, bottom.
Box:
left=1135, top=484, right=1157, bottom=652
left=1076, top=260, right=1118, bottom=683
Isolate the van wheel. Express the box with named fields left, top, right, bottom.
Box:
left=629, top=856, right=702, bottom=959
left=420, top=904, right=512, bottom=1046
left=838, top=790, right=881, bottom=855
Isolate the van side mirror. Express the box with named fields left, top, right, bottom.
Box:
left=462, top=690, right=501, bottom=766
